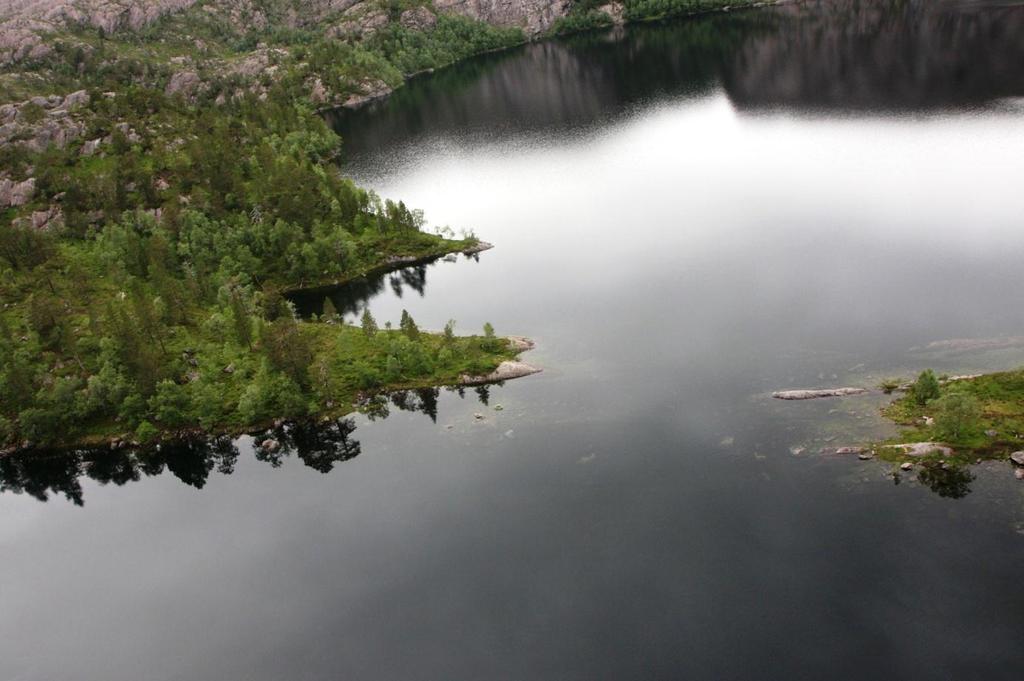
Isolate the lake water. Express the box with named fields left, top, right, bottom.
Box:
left=4, top=2, right=1024, bottom=678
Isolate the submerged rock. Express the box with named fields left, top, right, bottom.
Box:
left=772, top=387, right=869, bottom=400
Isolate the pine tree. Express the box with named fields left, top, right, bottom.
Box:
left=322, top=297, right=339, bottom=323
left=361, top=308, right=378, bottom=338
left=400, top=309, right=420, bottom=341
left=230, top=287, right=253, bottom=350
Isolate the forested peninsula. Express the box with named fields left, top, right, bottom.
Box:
left=0, top=0, right=766, bottom=451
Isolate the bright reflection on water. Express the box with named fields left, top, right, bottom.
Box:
left=4, top=2, right=1024, bottom=679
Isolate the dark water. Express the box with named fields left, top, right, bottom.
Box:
left=5, top=2, right=1024, bottom=679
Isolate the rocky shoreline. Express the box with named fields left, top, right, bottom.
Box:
left=460, top=336, right=542, bottom=385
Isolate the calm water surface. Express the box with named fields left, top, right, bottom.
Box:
left=5, top=2, right=1024, bottom=679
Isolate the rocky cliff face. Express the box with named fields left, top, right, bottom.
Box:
left=433, top=0, right=570, bottom=34
left=0, top=0, right=570, bottom=64
left=0, top=1, right=201, bottom=63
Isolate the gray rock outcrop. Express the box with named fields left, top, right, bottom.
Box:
left=884, top=442, right=954, bottom=458
left=772, top=387, right=869, bottom=400
left=0, top=177, right=36, bottom=207
left=460, top=360, right=542, bottom=385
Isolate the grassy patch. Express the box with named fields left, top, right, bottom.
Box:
left=878, top=369, right=1024, bottom=463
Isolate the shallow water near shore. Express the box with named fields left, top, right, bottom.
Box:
left=5, top=2, right=1024, bottom=679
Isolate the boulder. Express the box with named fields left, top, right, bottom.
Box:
left=1010, top=451, right=1024, bottom=466
left=81, top=138, right=103, bottom=156
left=63, top=89, right=89, bottom=109
left=165, top=70, right=203, bottom=99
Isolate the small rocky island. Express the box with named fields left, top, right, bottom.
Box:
left=773, top=368, right=1024, bottom=481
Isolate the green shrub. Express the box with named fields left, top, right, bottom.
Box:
left=551, top=10, right=614, bottom=36
left=879, top=378, right=901, bottom=394
left=0, top=415, right=13, bottom=444
left=135, top=420, right=159, bottom=443
left=149, top=379, right=192, bottom=427
left=933, top=392, right=980, bottom=441
left=912, top=369, right=941, bottom=406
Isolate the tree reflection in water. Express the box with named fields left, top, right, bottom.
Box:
left=288, top=262, right=432, bottom=320
left=916, top=462, right=975, bottom=500
left=0, top=386, right=487, bottom=506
